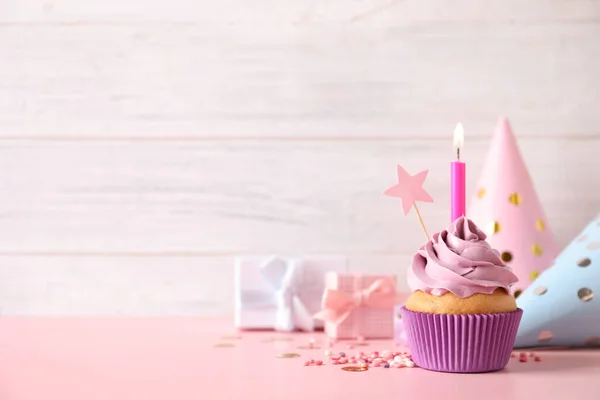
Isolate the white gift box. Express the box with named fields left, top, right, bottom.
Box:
left=234, top=255, right=348, bottom=331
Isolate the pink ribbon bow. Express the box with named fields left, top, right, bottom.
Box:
left=314, top=278, right=397, bottom=325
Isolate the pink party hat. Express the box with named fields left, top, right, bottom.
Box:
left=468, top=117, right=560, bottom=296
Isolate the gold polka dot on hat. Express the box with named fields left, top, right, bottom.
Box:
left=489, top=221, right=501, bottom=234
left=533, top=286, right=547, bottom=295
left=531, top=243, right=543, bottom=257
left=477, top=188, right=486, bottom=199
left=538, top=330, right=553, bottom=343
left=577, top=258, right=591, bottom=267
left=578, top=288, right=594, bottom=302
left=587, top=242, right=600, bottom=251
left=508, top=193, right=522, bottom=205
left=536, top=219, right=545, bottom=231
left=529, top=270, right=540, bottom=281
left=500, top=251, right=512, bottom=263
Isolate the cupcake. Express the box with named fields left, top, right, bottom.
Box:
left=400, top=216, right=522, bottom=373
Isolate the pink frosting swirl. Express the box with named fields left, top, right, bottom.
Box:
left=408, top=216, right=518, bottom=298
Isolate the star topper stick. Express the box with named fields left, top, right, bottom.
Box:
left=383, top=165, right=433, bottom=240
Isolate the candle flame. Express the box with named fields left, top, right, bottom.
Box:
left=453, top=123, right=464, bottom=149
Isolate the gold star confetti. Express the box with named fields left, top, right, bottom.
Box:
left=261, top=337, right=294, bottom=343
left=535, top=219, right=545, bottom=231
left=477, top=188, right=486, bottom=199
left=341, top=366, right=369, bottom=372
left=531, top=243, right=543, bottom=256
left=277, top=353, right=301, bottom=359
left=530, top=270, right=540, bottom=281
left=509, top=193, right=522, bottom=205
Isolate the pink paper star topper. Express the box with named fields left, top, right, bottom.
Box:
left=384, top=166, right=433, bottom=214
left=384, top=165, right=433, bottom=240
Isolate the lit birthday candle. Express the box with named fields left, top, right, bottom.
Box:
left=451, top=123, right=466, bottom=222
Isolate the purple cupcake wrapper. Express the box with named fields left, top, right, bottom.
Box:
left=400, top=307, right=523, bottom=373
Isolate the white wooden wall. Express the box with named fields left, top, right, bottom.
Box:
left=0, top=0, right=598, bottom=315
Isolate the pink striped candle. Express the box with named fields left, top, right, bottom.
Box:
left=451, top=124, right=466, bottom=222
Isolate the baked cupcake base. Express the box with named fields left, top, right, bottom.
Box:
left=400, top=306, right=523, bottom=373
left=406, top=289, right=517, bottom=315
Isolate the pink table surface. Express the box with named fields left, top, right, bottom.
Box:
left=0, top=318, right=599, bottom=400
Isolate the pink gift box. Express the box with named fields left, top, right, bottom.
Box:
left=321, top=273, right=396, bottom=339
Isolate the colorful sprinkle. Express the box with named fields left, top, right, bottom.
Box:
left=277, top=353, right=301, bottom=359
left=300, top=348, right=417, bottom=370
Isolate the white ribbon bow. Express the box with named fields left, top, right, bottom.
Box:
left=240, top=256, right=314, bottom=332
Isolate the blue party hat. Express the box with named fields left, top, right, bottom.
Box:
left=514, top=214, right=600, bottom=348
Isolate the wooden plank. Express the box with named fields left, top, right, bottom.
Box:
left=0, top=256, right=233, bottom=315
left=0, top=138, right=596, bottom=255
left=0, top=254, right=411, bottom=315
left=1, top=0, right=598, bottom=23
left=0, top=23, right=598, bottom=139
